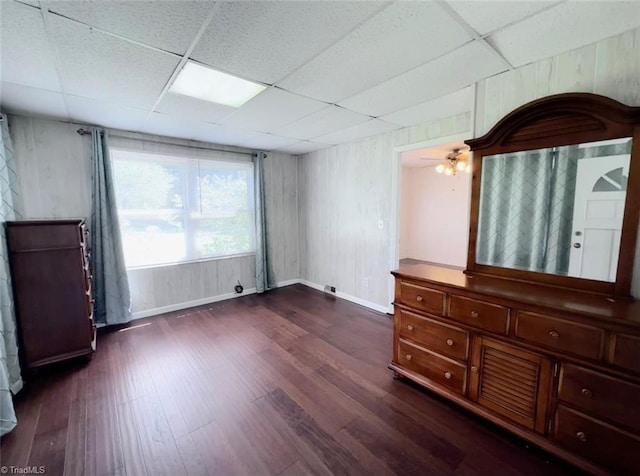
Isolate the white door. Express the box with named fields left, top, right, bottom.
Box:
left=568, top=155, right=629, bottom=281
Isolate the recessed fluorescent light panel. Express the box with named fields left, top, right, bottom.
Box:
left=169, top=61, right=266, bottom=108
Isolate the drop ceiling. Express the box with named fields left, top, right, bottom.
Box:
left=1, top=0, right=639, bottom=155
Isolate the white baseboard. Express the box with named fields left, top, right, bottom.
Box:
left=131, top=287, right=258, bottom=320
left=299, top=280, right=389, bottom=314
left=130, top=278, right=388, bottom=320
left=130, top=279, right=303, bottom=320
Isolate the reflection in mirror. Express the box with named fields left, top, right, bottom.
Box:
left=476, top=137, right=632, bottom=282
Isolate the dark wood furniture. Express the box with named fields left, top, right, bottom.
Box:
left=7, top=220, right=95, bottom=369
left=466, top=93, right=640, bottom=297
left=391, top=94, right=640, bottom=475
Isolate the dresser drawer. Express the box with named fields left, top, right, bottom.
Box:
left=553, top=405, right=640, bottom=475
left=447, top=295, right=509, bottom=334
left=612, top=334, right=640, bottom=374
left=558, top=364, right=640, bottom=431
left=399, top=281, right=444, bottom=315
left=398, top=339, right=466, bottom=395
left=399, top=310, right=469, bottom=361
left=515, top=312, right=603, bottom=360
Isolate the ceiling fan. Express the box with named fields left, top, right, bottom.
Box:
left=429, top=148, right=471, bottom=176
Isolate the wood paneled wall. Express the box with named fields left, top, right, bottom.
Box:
left=299, top=27, right=640, bottom=309
left=298, top=113, right=471, bottom=309
left=8, top=116, right=299, bottom=314
left=475, top=28, right=640, bottom=136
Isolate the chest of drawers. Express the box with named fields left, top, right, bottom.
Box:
left=391, top=264, right=640, bottom=475
left=7, top=220, right=95, bottom=368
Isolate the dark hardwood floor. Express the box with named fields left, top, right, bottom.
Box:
left=1, top=285, right=580, bottom=475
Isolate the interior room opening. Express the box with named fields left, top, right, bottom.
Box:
left=398, top=138, right=472, bottom=269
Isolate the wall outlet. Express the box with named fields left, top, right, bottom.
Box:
left=324, top=285, right=336, bottom=294
left=363, top=277, right=369, bottom=287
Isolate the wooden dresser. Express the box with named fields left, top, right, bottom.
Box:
left=7, top=220, right=95, bottom=369
left=390, top=264, right=640, bottom=474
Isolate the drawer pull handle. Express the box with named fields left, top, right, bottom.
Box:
left=576, top=431, right=587, bottom=442
left=406, top=325, right=414, bottom=331
left=470, top=366, right=478, bottom=374
left=470, top=310, right=479, bottom=318
left=416, top=296, right=424, bottom=302
left=405, top=354, right=412, bottom=361
left=444, top=372, right=452, bottom=380
left=581, top=388, right=593, bottom=398
left=549, top=330, right=560, bottom=339
left=446, top=338, right=454, bottom=346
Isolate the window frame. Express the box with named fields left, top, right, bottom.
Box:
left=110, top=147, right=256, bottom=270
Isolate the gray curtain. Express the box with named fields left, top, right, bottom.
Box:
left=90, top=129, right=132, bottom=325
left=0, top=114, right=23, bottom=436
left=477, top=146, right=578, bottom=275
left=254, top=152, right=273, bottom=293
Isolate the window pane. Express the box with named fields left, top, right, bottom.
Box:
left=110, top=148, right=255, bottom=268
left=196, top=162, right=254, bottom=258
left=119, top=213, right=186, bottom=267
left=112, top=153, right=188, bottom=267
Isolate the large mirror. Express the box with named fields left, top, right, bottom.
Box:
left=465, top=93, right=640, bottom=297
left=476, top=137, right=632, bottom=283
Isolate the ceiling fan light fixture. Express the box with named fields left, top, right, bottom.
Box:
left=435, top=148, right=471, bottom=176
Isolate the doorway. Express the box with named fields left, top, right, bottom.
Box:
left=389, top=132, right=473, bottom=310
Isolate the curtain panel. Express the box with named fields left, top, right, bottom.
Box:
left=90, top=129, right=132, bottom=325
left=0, top=114, right=23, bottom=436
left=254, top=152, right=274, bottom=293
left=477, top=147, right=578, bottom=275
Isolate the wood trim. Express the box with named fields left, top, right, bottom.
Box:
left=616, top=123, right=640, bottom=295
left=464, top=93, right=640, bottom=297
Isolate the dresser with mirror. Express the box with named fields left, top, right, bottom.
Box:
left=390, top=93, right=640, bottom=475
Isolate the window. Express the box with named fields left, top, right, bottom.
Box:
left=111, top=148, right=255, bottom=268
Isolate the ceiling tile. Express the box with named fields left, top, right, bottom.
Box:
left=44, top=1, right=213, bottom=54
left=447, top=1, right=558, bottom=36
left=380, top=86, right=473, bottom=127
left=138, top=113, right=226, bottom=142
left=313, top=119, right=398, bottom=145
left=191, top=1, right=388, bottom=85
left=156, top=93, right=236, bottom=124
left=0, top=82, right=67, bottom=118
left=273, top=106, right=370, bottom=140
left=219, top=87, right=327, bottom=133
left=65, top=94, right=149, bottom=131
left=193, top=124, right=262, bottom=147
left=488, top=1, right=640, bottom=68
left=239, top=133, right=300, bottom=151
left=278, top=2, right=472, bottom=103
left=339, top=41, right=506, bottom=117
left=0, top=1, right=61, bottom=91
left=49, top=15, right=180, bottom=109
left=276, top=141, right=332, bottom=155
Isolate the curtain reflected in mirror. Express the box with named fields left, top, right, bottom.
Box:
left=476, top=137, right=632, bottom=282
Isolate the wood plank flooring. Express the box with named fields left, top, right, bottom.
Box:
left=0, top=285, right=580, bottom=475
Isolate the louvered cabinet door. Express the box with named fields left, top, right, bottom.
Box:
left=469, top=337, right=553, bottom=434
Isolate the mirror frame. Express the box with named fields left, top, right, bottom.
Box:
left=465, top=93, right=640, bottom=297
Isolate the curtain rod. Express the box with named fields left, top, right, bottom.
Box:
left=76, top=128, right=256, bottom=157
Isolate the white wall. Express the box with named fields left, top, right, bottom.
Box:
left=400, top=165, right=470, bottom=267
left=9, top=116, right=300, bottom=314
left=298, top=112, right=471, bottom=308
